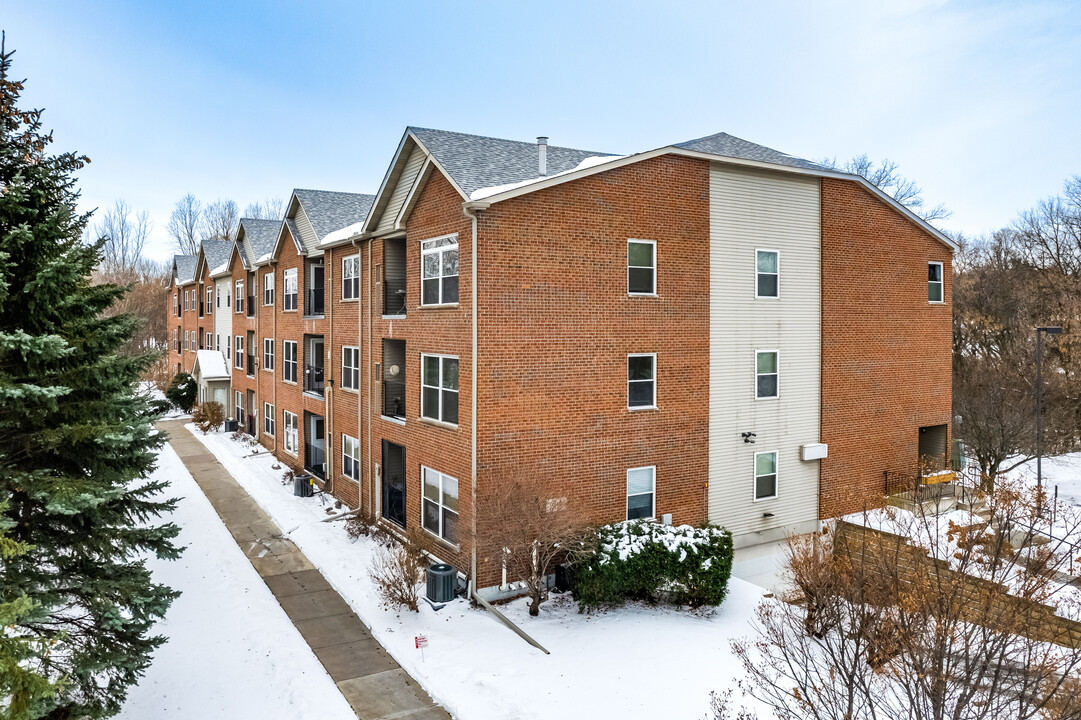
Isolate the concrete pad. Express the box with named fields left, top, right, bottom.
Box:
left=278, top=589, right=353, bottom=621
left=264, top=570, right=333, bottom=597
left=242, top=536, right=300, bottom=560
left=294, top=613, right=372, bottom=649
left=336, top=669, right=444, bottom=720
left=228, top=522, right=281, bottom=543
left=250, top=552, right=315, bottom=577
left=314, top=639, right=398, bottom=682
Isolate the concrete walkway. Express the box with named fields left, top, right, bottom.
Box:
left=160, top=421, right=451, bottom=720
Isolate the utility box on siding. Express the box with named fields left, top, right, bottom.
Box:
left=800, top=443, right=828, bottom=461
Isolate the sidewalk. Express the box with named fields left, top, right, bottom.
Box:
left=159, top=421, right=451, bottom=720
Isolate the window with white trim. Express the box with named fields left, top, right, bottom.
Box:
left=264, top=272, right=274, bottom=305
left=422, top=466, right=458, bottom=544
left=183, top=290, right=188, bottom=311
left=756, top=250, right=779, bottom=298
left=421, top=234, right=459, bottom=305
left=216, top=286, right=221, bottom=308
left=263, top=402, right=275, bottom=436
left=342, top=434, right=360, bottom=480
left=183, top=330, right=189, bottom=350
left=628, top=354, right=656, bottom=409
left=283, top=411, right=298, bottom=454
left=216, top=334, right=220, bottom=351
left=626, top=466, right=655, bottom=520
left=755, top=451, right=778, bottom=500
left=342, top=255, right=360, bottom=300
left=235, top=280, right=244, bottom=313
left=421, top=354, right=459, bottom=424
left=226, top=335, right=231, bottom=362
left=342, top=346, right=359, bottom=390
left=234, top=335, right=244, bottom=369
left=928, top=262, right=943, bottom=303
left=756, top=350, right=778, bottom=399
left=205, top=287, right=213, bottom=314
left=283, top=268, right=297, bottom=311
left=283, top=340, right=297, bottom=383
left=263, top=338, right=274, bottom=371
left=628, top=240, right=656, bottom=295
left=173, top=293, right=178, bottom=316
left=205, top=332, right=212, bottom=349
left=172, top=328, right=178, bottom=352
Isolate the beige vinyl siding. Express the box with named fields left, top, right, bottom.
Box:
left=376, top=145, right=426, bottom=234
left=708, top=162, right=821, bottom=547
left=295, top=205, right=320, bottom=252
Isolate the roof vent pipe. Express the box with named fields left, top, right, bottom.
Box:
left=537, top=136, right=548, bottom=176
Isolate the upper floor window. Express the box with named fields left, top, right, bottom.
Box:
left=421, top=354, right=459, bottom=425
left=183, top=290, right=189, bottom=311
left=204, top=332, right=212, bottom=349
left=283, top=340, right=297, bottom=383
left=173, top=293, right=178, bottom=316
left=183, top=330, right=189, bottom=349
left=628, top=240, right=656, bottom=295
left=263, top=338, right=275, bottom=371
left=283, top=268, right=298, bottom=311
left=205, top=287, right=213, bottom=314
left=422, top=466, right=458, bottom=544
left=756, top=250, right=779, bottom=298
left=342, top=255, right=360, bottom=300
left=235, top=280, right=244, bottom=313
left=628, top=354, right=656, bottom=409
left=342, top=346, right=359, bottom=390
left=756, top=350, right=778, bottom=399
left=928, top=262, right=944, bottom=303
left=754, top=451, right=778, bottom=500
left=264, top=273, right=274, bottom=306
left=421, top=234, right=459, bottom=306
left=626, top=466, right=655, bottom=520
left=234, top=335, right=244, bottom=369
left=216, top=286, right=221, bottom=308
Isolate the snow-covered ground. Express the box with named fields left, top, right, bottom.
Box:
left=117, top=443, right=355, bottom=719
left=186, top=426, right=771, bottom=720
left=1009, top=453, right=1081, bottom=506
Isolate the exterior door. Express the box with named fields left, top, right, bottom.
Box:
left=381, top=440, right=406, bottom=528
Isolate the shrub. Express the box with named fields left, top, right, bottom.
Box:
left=164, top=372, right=196, bottom=413
left=192, top=401, right=224, bottom=434
left=571, top=520, right=733, bottom=612
left=370, top=528, right=429, bottom=612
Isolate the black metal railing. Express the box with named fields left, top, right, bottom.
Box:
left=304, top=364, right=325, bottom=395
left=304, top=443, right=326, bottom=480
left=305, top=288, right=325, bottom=316
left=247, top=296, right=255, bottom=318
left=383, top=380, right=405, bottom=418
left=247, top=354, right=255, bottom=377
left=199, top=301, right=204, bottom=317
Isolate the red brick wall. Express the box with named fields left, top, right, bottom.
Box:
left=820, top=178, right=953, bottom=518
left=229, top=256, right=258, bottom=429
left=325, top=244, right=363, bottom=509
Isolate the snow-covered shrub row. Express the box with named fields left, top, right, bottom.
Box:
left=571, top=520, right=733, bottom=611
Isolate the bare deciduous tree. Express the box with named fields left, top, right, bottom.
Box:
left=819, top=154, right=951, bottom=223
left=244, top=196, right=285, bottom=221
left=479, top=475, right=596, bottom=616
left=200, top=198, right=239, bottom=243
left=167, top=193, right=201, bottom=255
left=95, top=199, right=151, bottom=276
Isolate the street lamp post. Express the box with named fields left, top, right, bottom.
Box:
left=1036, top=326, right=1062, bottom=518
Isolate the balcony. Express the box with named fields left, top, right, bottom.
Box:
left=199, top=301, right=204, bottom=318
left=247, top=354, right=255, bottom=377
left=382, top=338, right=406, bottom=419
left=246, top=413, right=256, bottom=437
left=304, top=442, right=326, bottom=481
left=304, top=364, right=325, bottom=396
left=247, top=295, right=255, bottom=318
left=305, top=289, right=325, bottom=317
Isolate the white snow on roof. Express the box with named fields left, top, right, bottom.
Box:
left=469, top=155, right=627, bottom=201
left=194, top=350, right=230, bottom=380
left=320, top=220, right=366, bottom=247
left=211, top=263, right=230, bottom=276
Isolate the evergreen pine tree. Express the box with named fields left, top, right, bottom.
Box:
left=0, top=35, right=181, bottom=719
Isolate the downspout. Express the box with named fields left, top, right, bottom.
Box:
left=271, top=260, right=278, bottom=455
left=325, top=250, right=335, bottom=499
left=462, top=201, right=487, bottom=597
left=353, top=235, right=368, bottom=518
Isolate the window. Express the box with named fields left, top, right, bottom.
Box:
left=421, top=354, right=459, bottom=424
left=216, top=334, right=221, bottom=351
left=226, top=335, right=231, bottom=362
left=420, top=234, right=459, bottom=305
left=173, top=293, right=178, bottom=316
left=342, top=346, right=359, bottom=390
left=216, top=286, right=221, bottom=308
left=183, top=290, right=188, bottom=311
left=422, top=467, right=458, bottom=544
left=342, top=434, right=360, bottom=480
left=263, top=338, right=274, bottom=371
left=754, top=451, right=778, bottom=500
left=225, top=285, right=230, bottom=308
left=206, top=287, right=213, bottom=314
left=263, top=403, right=275, bottom=436
left=756, top=250, right=779, bottom=298
left=183, top=330, right=189, bottom=350
left=235, top=280, right=244, bottom=313
left=756, top=351, right=778, bottom=399
left=283, top=268, right=297, bottom=311
left=342, top=255, right=360, bottom=300
left=205, top=332, right=212, bottom=349
left=628, top=354, right=656, bottom=409
left=233, top=336, right=244, bottom=369
left=626, top=466, right=655, bottom=520
left=172, top=328, right=178, bottom=352
left=283, top=340, right=297, bottom=383
left=264, top=272, right=274, bottom=305
left=928, top=262, right=944, bottom=303
left=628, top=240, right=656, bottom=295
left=283, top=411, right=298, bottom=454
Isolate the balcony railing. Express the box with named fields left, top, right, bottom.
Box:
left=304, top=364, right=325, bottom=395
left=247, top=354, right=255, bottom=377
left=305, top=289, right=325, bottom=317
left=304, top=442, right=326, bottom=480
left=383, top=379, right=405, bottom=419
left=247, top=296, right=255, bottom=318
left=199, top=301, right=204, bottom=318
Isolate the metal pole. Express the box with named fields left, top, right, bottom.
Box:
left=1037, top=328, right=1043, bottom=518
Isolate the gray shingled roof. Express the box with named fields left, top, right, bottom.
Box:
left=293, top=190, right=375, bottom=242
left=201, top=239, right=233, bottom=275
left=283, top=218, right=303, bottom=256
left=674, top=132, right=826, bottom=171
left=174, top=254, right=197, bottom=285
left=237, top=218, right=281, bottom=266
left=409, top=127, right=617, bottom=198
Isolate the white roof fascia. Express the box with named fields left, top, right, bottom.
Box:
left=393, top=156, right=434, bottom=231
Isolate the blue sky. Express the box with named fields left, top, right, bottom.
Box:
left=6, top=0, right=1081, bottom=261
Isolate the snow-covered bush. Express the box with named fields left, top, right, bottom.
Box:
left=571, top=520, right=733, bottom=611
left=165, top=371, right=196, bottom=412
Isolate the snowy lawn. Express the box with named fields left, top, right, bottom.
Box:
left=1009, top=452, right=1081, bottom=506
left=117, top=442, right=355, bottom=719
left=186, top=425, right=772, bottom=720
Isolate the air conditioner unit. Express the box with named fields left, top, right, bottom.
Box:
left=800, top=443, right=828, bottom=461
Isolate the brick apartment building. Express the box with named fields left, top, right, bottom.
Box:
left=166, top=127, right=955, bottom=591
